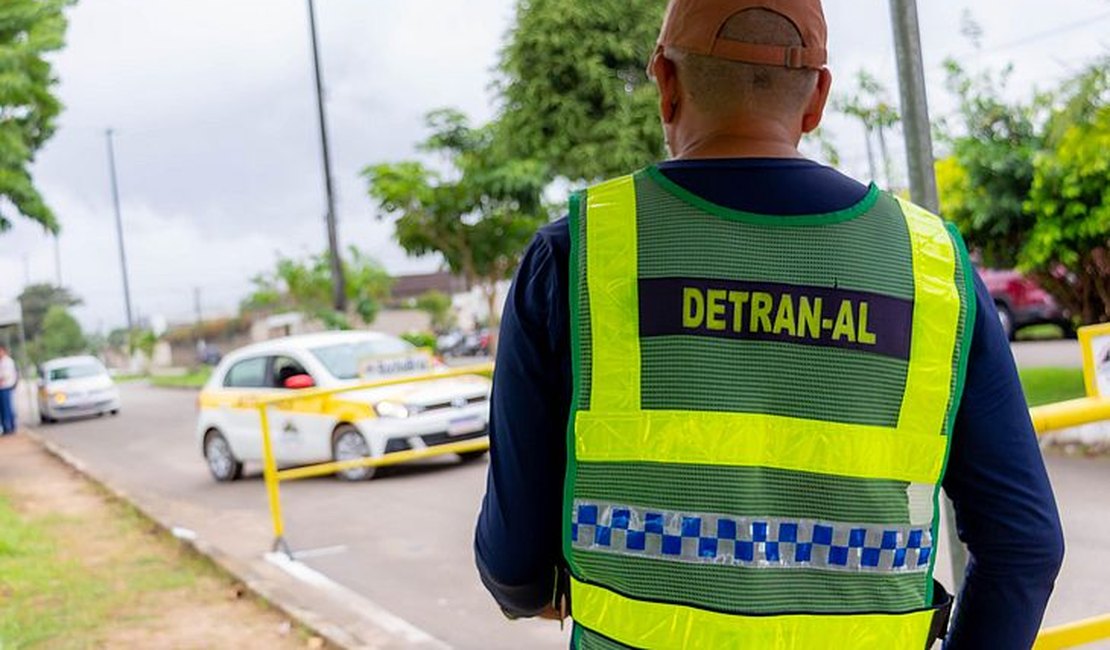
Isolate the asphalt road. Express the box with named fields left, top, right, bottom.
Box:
left=30, top=380, right=1110, bottom=647
left=31, top=384, right=568, bottom=649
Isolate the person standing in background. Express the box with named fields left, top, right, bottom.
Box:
left=0, top=345, right=18, bottom=435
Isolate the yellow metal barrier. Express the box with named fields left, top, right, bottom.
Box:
left=1036, top=614, right=1110, bottom=649
left=254, top=362, right=1110, bottom=647
left=1030, top=397, right=1110, bottom=436
left=1029, top=396, right=1110, bottom=648
left=255, top=363, right=494, bottom=553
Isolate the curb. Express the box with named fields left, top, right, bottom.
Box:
left=22, top=427, right=378, bottom=650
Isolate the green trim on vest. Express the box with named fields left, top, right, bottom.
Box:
left=565, top=190, right=585, bottom=573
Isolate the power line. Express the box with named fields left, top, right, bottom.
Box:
left=963, top=10, right=1110, bottom=58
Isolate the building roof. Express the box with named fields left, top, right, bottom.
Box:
left=391, top=272, right=468, bottom=301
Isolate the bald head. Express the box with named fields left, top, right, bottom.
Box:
left=666, top=9, right=819, bottom=120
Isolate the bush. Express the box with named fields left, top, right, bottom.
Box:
left=400, top=331, right=437, bottom=351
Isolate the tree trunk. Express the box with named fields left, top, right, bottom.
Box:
left=483, top=280, right=501, bottom=357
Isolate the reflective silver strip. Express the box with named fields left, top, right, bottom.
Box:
left=571, top=500, right=932, bottom=574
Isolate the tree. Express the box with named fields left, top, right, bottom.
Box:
left=32, top=305, right=85, bottom=362
left=833, top=70, right=901, bottom=187
left=0, top=0, right=74, bottom=233
left=1023, top=61, right=1110, bottom=324
left=937, top=60, right=1043, bottom=268
left=364, top=109, right=549, bottom=338
left=495, top=0, right=666, bottom=181
left=243, top=247, right=392, bottom=329
left=414, top=290, right=455, bottom=332
left=17, top=283, right=81, bottom=340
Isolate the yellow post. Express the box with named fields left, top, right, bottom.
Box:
left=258, top=403, right=289, bottom=554
left=1030, top=397, right=1110, bottom=436
left=1035, top=614, right=1110, bottom=649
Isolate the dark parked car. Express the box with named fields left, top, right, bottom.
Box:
left=977, top=268, right=1072, bottom=340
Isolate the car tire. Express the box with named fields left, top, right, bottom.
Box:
left=204, top=430, right=243, bottom=482
left=458, top=450, right=488, bottom=463
left=332, top=424, right=376, bottom=482
left=996, top=303, right=1015, bottom=341
left=109, top=409, right=120, bottom=416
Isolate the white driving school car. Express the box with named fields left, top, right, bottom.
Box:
left=195, top=331, right=491, bottom=482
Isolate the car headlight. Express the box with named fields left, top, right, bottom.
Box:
left=375, top=401, right=409, bottom=419
left=52, top=392, right=67, bottom=405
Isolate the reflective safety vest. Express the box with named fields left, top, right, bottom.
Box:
left=564, top=167, right=976, bottom=649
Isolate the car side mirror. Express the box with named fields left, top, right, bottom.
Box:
left=283, top=374, right=315, bottom=390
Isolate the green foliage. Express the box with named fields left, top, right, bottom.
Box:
left=16, top=283, right=80, bottom=340
left=132, top=329, right=157, bottom=358
left=939, top=58, right=1110, bottom=325
left=414, top=290, right=455, bottom=332
left=365, top=109, right=548, bottom=329
left=495, top=0, right=666, bottom=181
left=33, top=305, right=85, bottom=362
left=149, top=368, right=211, bottom=389
left=1018, top=367, right=1086, bottom=407
left=938, top=60, right=1043, bottom=268
left=833, top=70, right=900, bottom=186
left=399, top=331, right=437, bottom=351
left=243, top=247, right=393, bottom=328
left=0, top=0, right=74, bottom=233
left=1024, top=65, right=1110, bottom=323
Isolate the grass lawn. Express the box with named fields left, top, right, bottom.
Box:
left=149, top=368, right=212, bottom=389
left=0, top=438, right=314, bottom=648
left=1018, top=367, right=1087, bottom=407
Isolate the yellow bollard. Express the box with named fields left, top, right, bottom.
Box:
left=258, top=404, right=289, bottom=554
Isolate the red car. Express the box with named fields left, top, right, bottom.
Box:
left=977, top=268, right=1072, bottom=340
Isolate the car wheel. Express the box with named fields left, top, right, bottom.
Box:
left=332, top=424, right=376, bottom=481
left=458, top=450, right=488, bottom=463
left=110, top=409, right=120, bottom=416
left=204, top=430, right=243, bottom=482
left=996, top=304, right=1015, bottom=341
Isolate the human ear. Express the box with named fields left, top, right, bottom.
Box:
left=652, top=49, right=681, bottom=124
left=801, top=68, right=832, bottom=133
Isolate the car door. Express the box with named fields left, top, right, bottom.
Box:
left=219, top=356, right=273, bottom=462
left=268, top=355, right=335, bottom=465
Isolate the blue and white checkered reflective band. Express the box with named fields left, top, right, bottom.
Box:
left=572, top=500, right=933, bottom=574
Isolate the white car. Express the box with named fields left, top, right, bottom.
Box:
left=196, top=331, right=491, bottom=482
left=38, top=356, right=121, bottom=423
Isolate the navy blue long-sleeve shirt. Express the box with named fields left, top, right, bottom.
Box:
left=475, top=159, right=1064, bottom=648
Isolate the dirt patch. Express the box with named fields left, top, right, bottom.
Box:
left=0, top=434, right=327, bottom=649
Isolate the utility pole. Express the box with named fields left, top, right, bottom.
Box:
left=305, top=0, right=346, bottom=312
left=53, top=234, right=62, bottom=286
left=888, top=0, right=965, bottom=587
left=889, top=0, right=940, bottom=212
left=106, top=128, right=135, bottom=335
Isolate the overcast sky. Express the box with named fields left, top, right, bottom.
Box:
left=3, top=0, right=1108, bottom=331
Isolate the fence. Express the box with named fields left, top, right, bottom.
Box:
left=251, top=363, right=494, bottom=555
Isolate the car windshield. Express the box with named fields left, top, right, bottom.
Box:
left=48, top=362, right=105, bottom=381
left=309, top=338, right=414, bottom=380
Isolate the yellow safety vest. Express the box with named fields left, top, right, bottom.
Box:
left=564, top=169, right=975, bottom=649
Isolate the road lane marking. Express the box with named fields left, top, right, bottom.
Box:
left=265, top=552, right=449, bottom=648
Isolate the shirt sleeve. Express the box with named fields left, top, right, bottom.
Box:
left=942, top=275, right=1065, bottom=648
left=474, top=226, right=572, bottom=618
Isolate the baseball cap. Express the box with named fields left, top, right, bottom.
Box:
left=657, top=0, right=828, bottom=70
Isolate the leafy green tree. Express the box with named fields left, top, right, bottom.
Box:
left=414, top=290, right=455, bottom=332
left=495, top=0, right=666, bottom=181
left=17, top=283, right=80, bottom=340
left=0, top=0, right=74, bottom=233
left=32, top=305, right=85, bottom=362
left=1023, top=61, right=1110, bottom=324
left=364, top=109, right=549, bottom=335
left=833, top=70, right=900, bottom=186
left=937, top=60, right=1043, bottom=268
left=243, top=247, right=393, bottom=329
